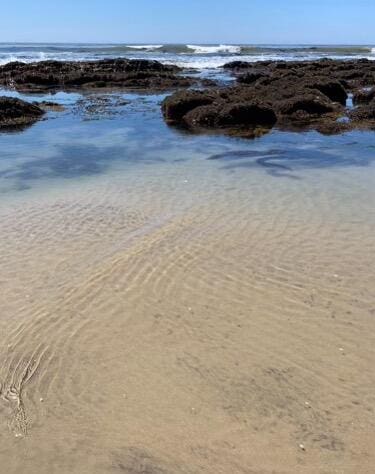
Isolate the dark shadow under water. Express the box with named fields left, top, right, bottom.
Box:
left=207, top=141, right=375, bottom=179
left=0, top=144, right=111, bottom=181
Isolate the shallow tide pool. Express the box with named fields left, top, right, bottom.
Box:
left=0, top=88, right=374, bottom=474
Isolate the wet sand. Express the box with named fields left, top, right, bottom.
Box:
left=0, top=92, right=374, bottom=473
left=0, top=162, right=374, bottom=473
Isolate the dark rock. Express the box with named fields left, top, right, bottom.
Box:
left=37, top=101, right=65, bottom=111
left=163, top=59, right=375, bottom=136
left=223, top=58, right=375, bottom=91
left=353, top=87, right=375, bottom=104
left=315, top=121, right=352, bottom=135
left=0, top=96, right=44, bottom=128
left=223, top=61, right=255, bottom=70
left=274, top=62, right=289, bottom=70
left=305, top=79, right=348, bottom=105
left=0, top=61, right=26, bottom=72
left=183, top=101, right=277, bottom=128
left=162, top=81, right=341, bottom=136
left=162, top=90, right=216, bottom=122
left=277, top=93, right=335, bottom=118
left=183, top=104, right=220, bottom=127
left=350, top=101, right=375, bottom=122
left=237, top=71, right=269, bottom=85
left=0, top=59, right=193, bottom=92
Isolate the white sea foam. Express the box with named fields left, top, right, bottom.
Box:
left=162, top=55, right=273, bottom=69
left=0, top=55, right=18, bottom=65
left=125, top=45, right=163, bottom=50
left=187, top=44, right=241, bottom=54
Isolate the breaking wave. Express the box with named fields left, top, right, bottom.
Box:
left=0, top=43, right=374, bottom=69
left=186, top=44, right=242, bottom=54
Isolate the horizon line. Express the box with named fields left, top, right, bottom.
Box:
left=0, top=41, right=374, bottom=46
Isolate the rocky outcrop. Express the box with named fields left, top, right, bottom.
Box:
left=237, top=71, right=269, bottom=85
left=162, top=59, right=375, bottom=136
left=304, top=79, right=348, bottom=105
left=226, top=59, right=375, bottom=90
left=0, top=96, right=44, bottom=128
left=223, top=61, right=261, bottom=70
left=350, top=100, right=375, bottom=124
left=183, top=101, right=277, bottom=128
left=0, top=59, right=193, bottom=92
left=162, top=83, right=341, bottom=134
left=162, top=90, right=217, bottom=122
left=353, top=87, right=375, bottom=104
left=276, top=93, right=335, bottom=118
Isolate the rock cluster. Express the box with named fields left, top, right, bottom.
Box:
left=0, top=59, right=193, bottom=92
left=2, top=58, right=374, bottom=135
left=0, top=97, right=44, bottom=128
left=163, top=59, right=375, bottom=136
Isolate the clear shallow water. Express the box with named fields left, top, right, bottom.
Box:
left=0, top=85, right=375, bottom=473
left=1, top=87, right=375, bottom=196
left=0, top=42, right=375, bottom=69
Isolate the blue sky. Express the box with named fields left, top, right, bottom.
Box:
left=2, top=0, right=375, bottom=44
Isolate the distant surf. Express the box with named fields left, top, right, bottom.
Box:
left=0, top=43, right=374, bottom=69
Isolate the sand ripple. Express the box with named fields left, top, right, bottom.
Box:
left=0, top=165, right=374, bottom=473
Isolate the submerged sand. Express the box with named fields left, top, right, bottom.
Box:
left=0, top=152, right=374, bottom=473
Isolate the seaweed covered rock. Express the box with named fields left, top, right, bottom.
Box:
left=162, top=89, right=217, bottom=122
left=0, top=59, right=193, bottom=92
left=237, top=71, right=269, bottom=85
left=223, top=61, right=257, bottom=70
left=0, top=96, right=44, bottom=128
left=277, top=93, right=335, bottom=119
left=350, top=100, right=375, bottom=123
left=162, top=59, right=375, bottom=136
left=162, top=81, right=340, bottom=134
left=183, top=102, right=277, bottom=128
left=225, top=59, right=375, bottom=90
left=305, top=79, right=348, bottom=105
left=353, top=87, right=375, bottom=104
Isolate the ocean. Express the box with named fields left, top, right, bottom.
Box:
left=0, top=43, right=374, bottom=69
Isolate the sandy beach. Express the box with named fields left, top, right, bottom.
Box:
left=0, top=115, right=374, bottom=472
